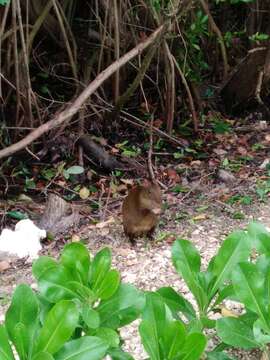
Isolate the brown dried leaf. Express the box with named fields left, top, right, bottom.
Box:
left=96, top=217, right=115, bottom=228
left=79, top=187, right=90, bottom=200
left=220, top=305, right=239, bottom=318
left=0, top=260, right=10, bottom=272
left=71, top=234, right=80, bottom=242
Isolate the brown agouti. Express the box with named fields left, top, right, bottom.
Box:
left=122, top=180, right=162, bottom=244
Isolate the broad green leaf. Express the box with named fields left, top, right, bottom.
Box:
left=157, top=287, right=196, bottom=321
left=98, top=284, right=145, bottom=329
left=247, top=222, right=270, bottom=253
left=6, top=210, right=28, bottom=220
left=37, top=265, right=78, bottom=302
left=253, top=318, right=270, bottom=344
left=0, top=325, right=15, bottom=360
left=142, top=292, right=167, bottom=341
left=54, top=336, right=108, bottom=360
left=208, top=231, right=251, bottom=297
left=212, top=285, right=235, bottom=309
left=81, top=305, right=100, bottom=329
left=35, top=300, right=79, bottom=355
left=216, top=317, right=260, bottom=349
left=180, top=333, right=207, bottom=360
left=232, top=262, right=269, bottom=329
left=32, top=352, right=55, bottom=360
left=207, top=351, right=236, bottom=359
left=256, top=254, right=270, bottom=301
left=108, top=348, right=134, bottom=359
left=36, top=294, right=54, bottom=325
left=33, top=257, right=58, bottom=280
left=172, top=239, right=207, bottom=311
left=5, top=284, right=39, bottom=360
left=89, top=248, right=111, bottom=289
left=66, top=165, right=84, bottom=175
left=94, top=327, right=120, bottom=348
left=60, top=243, right=90, bottom=285
left=139, top=320, right=160, bottom=360
left=67, top=281, right=96, bottom=302
left=162, top=320, right=186, bottom=358
left=94, top=269, right=120, bottom=300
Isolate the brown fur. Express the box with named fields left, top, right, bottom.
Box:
left=122, top=181, right=162, bottom=244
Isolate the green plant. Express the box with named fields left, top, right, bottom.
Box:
left=0, top=285, right=109, bottom=360
left=216, top=224, right=270, bottom=357
left=32, top=243, right=145, bottom=358
left=139, top=292, right=207, bottom=360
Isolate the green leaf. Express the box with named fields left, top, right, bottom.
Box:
left=94, top=269, right=120, bottom=300
left=60, top=243, right=90, bottom=285
left=108, top=348, right=134, bottom=360
left=232, top=262, right=269, bottom=330
left=54, top=336, right=108, bottom=360
left=89, top=248, right=111, bottom=289
left=207, top=351, right=236, bottom=359
left=139, top=320, right=160, bottom=360
left=179, top=333, right=207, bottom=360
left=37, top=265, right=78, bottom=303
left=81, top=305, right=100, bottom=329
left=247, top=222, right=270, bottom=253
left=162, top=320, right=186, bottom=358
left=156, top=287, right=196, bottom=321
left=32, top=352, right=55, bottom=360
left=33, top=257, right=58, bottom=280
left=94, top=327, right=120, bottom=348
left=5, top=284, right=39, bottom=360
left=35, top=300, right=79, bottom=355
left=67, top=281, right=96, bottom=302
left=6, top=211, right=28, bottom=220
left=172, top=239, right=207, bottom=311
left=212, top=285, right=235, bottom=308
left=216, top=317, right=260, bottom=349
left=98, top=284, right=145, bottom=329
left=208, top=231, right=251, bottom=297
left=65, top=166, right=84, bottom=175
left=0, top=325, right=15, bottom=360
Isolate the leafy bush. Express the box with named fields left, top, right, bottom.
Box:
left=2, top=223, right=270, bottom=359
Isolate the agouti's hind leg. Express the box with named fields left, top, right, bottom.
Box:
left=146, top=227, right=156, bottom=241
left=125, top=230, right=136, bottom=246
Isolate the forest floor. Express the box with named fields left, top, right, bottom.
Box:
left=1, top=123, right=270, bottom=359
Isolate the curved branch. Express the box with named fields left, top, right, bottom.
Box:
left=0, top=25, right=164, bottom=160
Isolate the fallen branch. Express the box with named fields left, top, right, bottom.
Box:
left=0, top=25, right=164, bottom=160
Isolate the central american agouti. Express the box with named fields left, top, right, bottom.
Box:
left=122, top=180, right=162, bottom=244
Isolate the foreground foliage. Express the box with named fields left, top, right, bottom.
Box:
left=1, top=222, right=270, bottom=359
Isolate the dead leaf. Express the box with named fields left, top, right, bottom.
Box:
left=220, top=305, right=239, bottom=318
left=96, top=217, right=115, bottom=228
left=166, top=168, right=180, bottom=183
left=120, top=178, right=134, bottom=186
left=264, top=134, right=270, bottom=143
left=79, top=187, right=90, bottom=199
left=192, top=214, right=208, bottom=221
left=111, top=147, right=120, bottom=154
left=190, top=160, right=202, bottom=167
left=237, top=146, right=248, bottom=156
left=71, top=234, right=80, bottom=242
left=0, top=260, right=10, bottom=272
